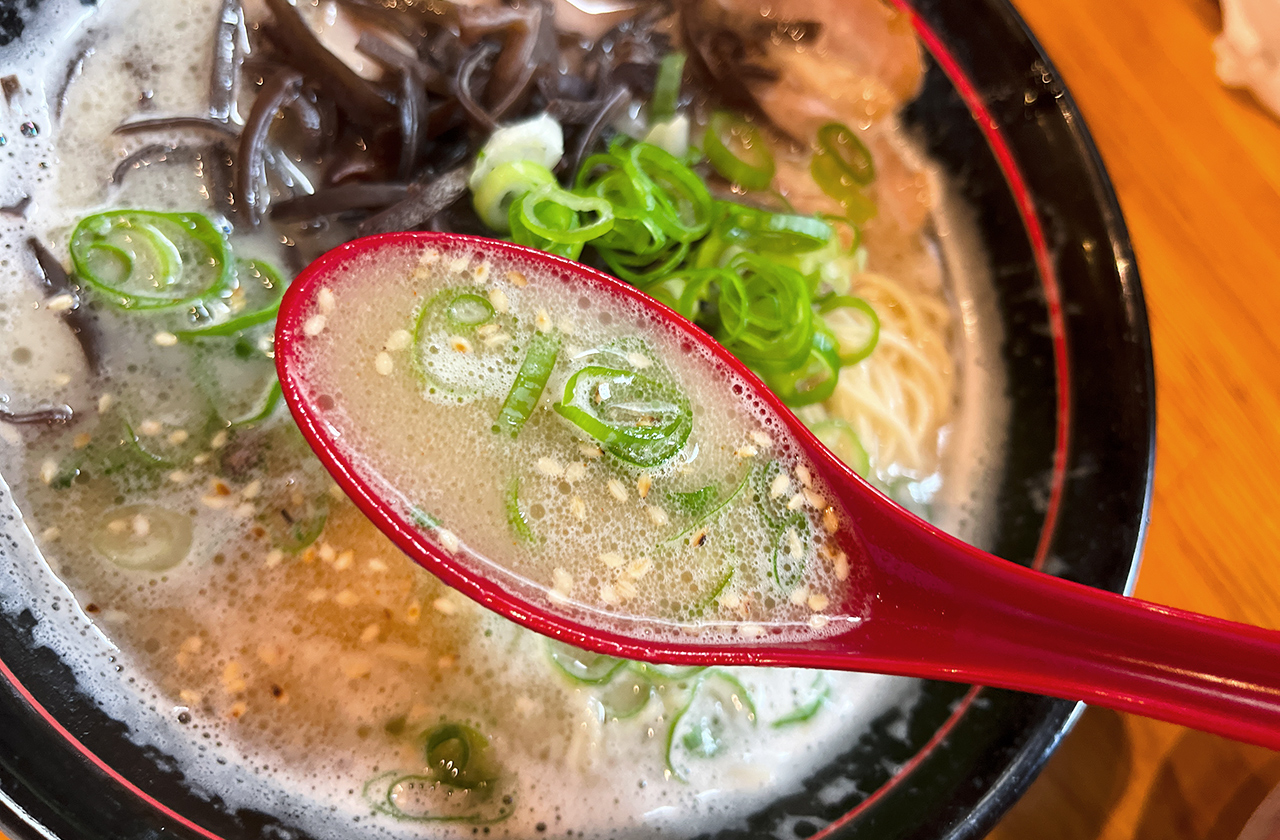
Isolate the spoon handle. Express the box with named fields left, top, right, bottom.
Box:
left=817, top=500, right=1280, bottom=749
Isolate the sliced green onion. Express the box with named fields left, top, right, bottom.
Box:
left=423, top=723, right=499, bottom=790
left=687, top=565, right=734, bottom=620
left=819, top=295, right=880, bottom=365
left=494, top=330, right=561, bottom=437
left=663, top=467, right=752, bottom=546
left=70, top=210, right=234, bottom=310
left=505, top=476, right=537, bottom=543
left=703, top=111, right=775, bottom=191
left=554, top=365, right=692, bottom=468
left=810, top=148, right=877, bottom=224
left=408, top=505, right=442, bottom=530
left=666, top=485, right=718, bottom=517
left=666, top=670, right=757, bottom=782
left=514, top=184, right=614, bottom=245
left=472, top=159, right=557, bottom=232
left=815, top=122, right=875, bottom=186
left=546, top=639, right=627, bottom=683
left=413, top=285, right=519, bottom=400
left=770, top=514, right=808, bottom=590
left=649, top=52, right=687, bottom=122
left=717, top=204, right=832, bottom=254
left=176, top=260, right=286, bottom=339
left=762, top=327, right=841, bottom=407
left=807, top=418, right=870, bottom=477
left=597, top=672, right=655, bottom=719
left=629, top=662, right=708, bottom=681
left=714, top=253, right=814, bottom=372
left=771, top=675, right=831, bottom=728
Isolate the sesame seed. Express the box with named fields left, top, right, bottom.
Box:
left=138, top=420, right=163, bottom=436
left=449, top=255, right=471, bottom=273
left=210, top=430, right=228, bottom=449
left=153, top=331, right=178, bottom=347
left=367, top=558, right=388, bottom=572
left=786, top=492, right=806, bottom=511
left=551, top=567, right=573, bottom=598
left=106, top=518, right=128, bottom=535
left=229, top=701, right=248, bottom=719
left=264, top=549, right=284, bottom=568
left=375, top=352, right=394, bottom=375
left=334, top=589, right=360, bottom=607
left=167, top=429, right=189, bottom=446
left=39, top=459, right=57, bottom=485
left=384, top=329, right=412, bottom=351
left=438, top=529, right=460, bottom=553
left=795, top=465, right=813, bottom=488
left=318, top=543, right=336, bottom=563
left=483, top=332, right=510, bottom=348
left=809, top=615, right=830, bottom=631
left=720, top=592, right=741, bottom=609
left=789, top=586, right=809, bottom=606
left=40, top=526, right=60, bottom=542
left=45, top=293, right=75, bottom=313
left=535, top=308, right=552, bottom=332
left=626, top=556, right=653, bottom=579
left=636, top=473, right=652, bottom=498
left=317, top=287, right=336, bottom=313
left=600, top=584, right=620, bottom=605
left=507, top=270, right=528, bottom=287
left=691, top=528, right=708, bottom=547
left=785, top=528, right=803, bottom=559
left=626, top=352, right=652, bottom=369
left=474, top=262, right=491, bottom=283
left=535, top=457, right=564, bottom=477
left=564, top=462, right=587, bottom=482
left=73, top=432, right=92, bottom=449
left=233, top=502, right=255, bottom=519
left=334, top=550, right=354, bottom=571
left=360, top=623, right=381, bottom=643
left=52, top=372, right=72, bottom=387
left=607, top=479, right=628, bottom=502
left=803, top=489, right=826, bottom=509
left=201, top=495, right=231, bottom=510
left=579, top=444, right=603, bottom=459
left=449, top=336, right=473, bottom=354
left=738, top=624, right=765, bottom=638
left=734, top=445, right=758, bottom=459
left=342, top=658, right=372, bottom=680
left=241, top=479, right=261, bottom=500
left=570, top=496, right=586, bottom=520
left=192, top=453, right=211, bottom=465
left=808, top=593, right=830, bottom=612
left=558, top=319, right=575, bottom=335
left=132, top=514, right=151, bottom=538
left=405, top=603, right=422, bottom=624
left=488, top=287, right=509, bottom=313
left=599, top=552, right=625, bottom=568
left=831, top=549, right=849, bottom=581
left=477, top=323, right=500, bottom=338
left=432, top=597, right=458, bottom=616
left=750, top=430, right=773, bottom=448
left=97, top=393, right=113, bottom=414
left=421, top=248, right=441, bottom=266
left=646, top=506, right=669, bottom=526
left=616, top=579, right=638, bottom=600
left=438, top=655, right=457, bottom=669
left=822, top=508, right=839, bottom=534
left=770, top=473, right=791, bottom=499
left=303, top=314, right=327, bottom=336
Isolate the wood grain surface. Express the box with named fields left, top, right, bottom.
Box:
left=990, top=0, right=1280, bottom=838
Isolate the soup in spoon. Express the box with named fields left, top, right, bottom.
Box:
left=281, top=233, right=862, bottom=643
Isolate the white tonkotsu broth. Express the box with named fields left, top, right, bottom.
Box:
left=0, top=1, right=1008, bottom=838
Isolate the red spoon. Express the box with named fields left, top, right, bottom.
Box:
left=276, top=231, right=1280, bottom=750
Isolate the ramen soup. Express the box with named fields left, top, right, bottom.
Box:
left=286, top=237, right=858, bottom=640
left=0, top=0, right=1007, bottom=836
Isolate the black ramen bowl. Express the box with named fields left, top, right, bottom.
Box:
left=0, top=0, right=1154, bottom=837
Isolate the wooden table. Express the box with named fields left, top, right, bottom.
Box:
left=988, top=0, right=1280, bottom=838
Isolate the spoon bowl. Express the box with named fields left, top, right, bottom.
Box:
left=276, top=231, right=1280, bottom=751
